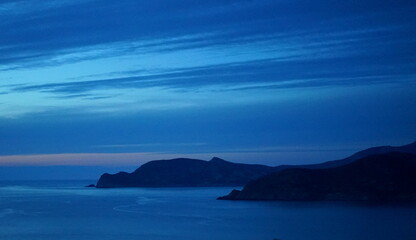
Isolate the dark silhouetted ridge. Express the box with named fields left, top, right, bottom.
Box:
left=95, top=141, right=416, bottom=191
left=96, top=157, right=275, bottom=188
left=274, top=141, right=416, bottom=171
left=219, top=152, right=416, bottom=201
left=210, top=157, right=228, bottom=164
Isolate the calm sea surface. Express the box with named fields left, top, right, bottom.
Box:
left=0, top=180, right=415, bottom=240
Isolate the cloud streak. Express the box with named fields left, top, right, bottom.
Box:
left=0, top=0, right=415, bottom=166
left=1, top=0, right=414, bottom=69
left=10, top=55, right=415, bottom=96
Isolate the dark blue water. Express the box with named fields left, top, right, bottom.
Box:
left=1, top=180, right=415, bottom=240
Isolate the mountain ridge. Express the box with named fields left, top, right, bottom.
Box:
left=218, top=152, right=416, bottom=201
left=274, top=141, right=416, bottom=171
left=96, top=157, right=275, bottom=188
left=94, top=141, right=416, bottom=189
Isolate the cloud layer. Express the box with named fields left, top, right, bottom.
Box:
left=0, top=0, right=415, bottom=166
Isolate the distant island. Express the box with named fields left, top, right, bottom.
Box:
left=94, top=141, right=416, bottom=201
left=96, top=157, right=275, bottom=188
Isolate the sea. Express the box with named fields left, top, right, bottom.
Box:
left=0, top=180, right=415, bottom=240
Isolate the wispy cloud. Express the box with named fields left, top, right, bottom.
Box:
left=1, top=0, right=414, bottom=69
left=0, top=0, right=415, bottom=162
left=93, top=142, right=207, bottom=149
left=10, top=53, right=415, bottom=96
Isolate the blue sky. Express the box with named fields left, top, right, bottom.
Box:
left=0, top=0, right=415, bottom=172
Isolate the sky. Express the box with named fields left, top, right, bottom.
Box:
left=0, top=0, right=415, bottom=179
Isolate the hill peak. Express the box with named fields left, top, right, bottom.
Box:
left=403, top=141, right=416, bottom=149
left=210, top=157, right=228, bottom=163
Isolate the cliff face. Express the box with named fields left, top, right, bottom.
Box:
left=96, top=157, right=275, bottom=188
left=219, top=152, right=416, bottom=201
